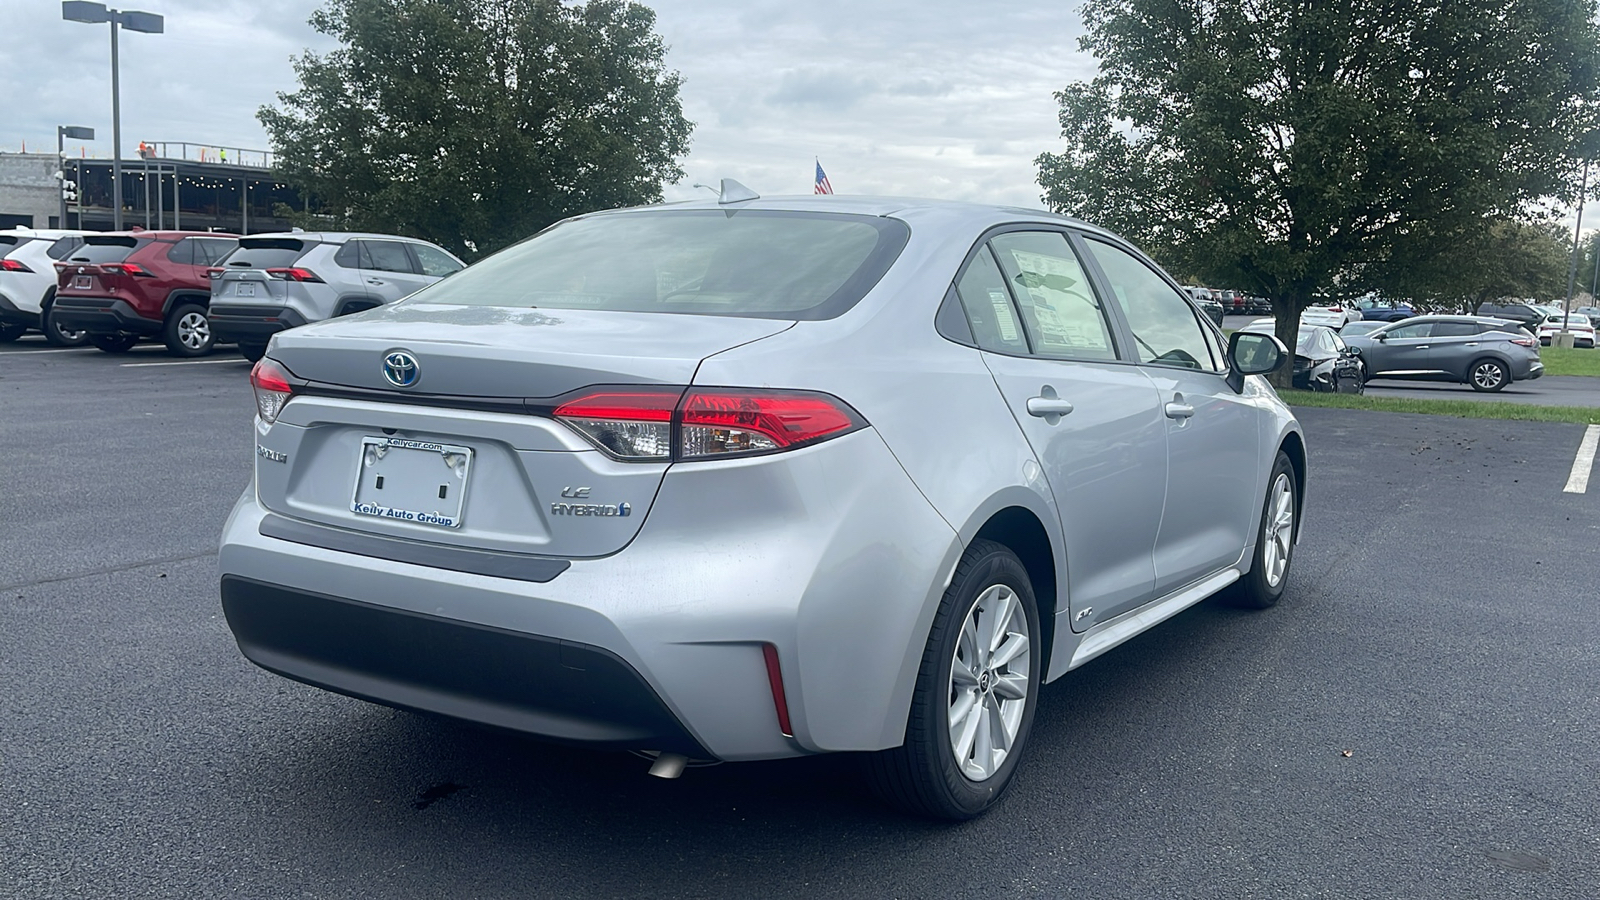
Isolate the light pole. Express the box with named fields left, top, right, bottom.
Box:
left=62, top=1, right=164, bottom=231
left=56, top=125, right=94, bottom=228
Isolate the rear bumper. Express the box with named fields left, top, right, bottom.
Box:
left=217, top=427, right=960, bottom=761
left=0, top=293, right=40, bottom=329
left=221, top=575, right=710, bottom=757
left=50, top=296, right=161, bottom=335
left=209, top=304, right=308, bottom=344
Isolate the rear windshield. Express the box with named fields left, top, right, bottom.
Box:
left=222, top=238, right=311, bottom=269
left=67, top=237, right=143, bottom=264
left=407, top=210, right=911, bottom=320
left=0, top=235, right=19, bottom=249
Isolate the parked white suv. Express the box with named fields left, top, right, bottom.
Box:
left=208, top=232, right=465, bottom=361
left=0, top=228, right=92, bottom=345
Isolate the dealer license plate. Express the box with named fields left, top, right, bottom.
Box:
left=73, top=275, right=92, bottom=289
left=350, top=436, right=473, bottom=528
left=234, top=283, right=256, bottom=297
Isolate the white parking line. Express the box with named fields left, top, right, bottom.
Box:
left=120, top=358, right=245, bottom=368
left=0, top=347, right=95, bottom=355
left=1563, top=424, right=1600, bottom=494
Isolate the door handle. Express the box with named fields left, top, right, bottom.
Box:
left=1414, top=345, right=1429, bottom=350
left=1465, top=342, right=1478, bottom=347
left=1027, top=397, right=1075, bottom=417
left=1164, top=400, right=1195, bottom=420
left=366, top=278, right=386, bottom=286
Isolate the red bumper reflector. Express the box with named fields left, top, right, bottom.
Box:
left=761, top=643, right=794, bottom=737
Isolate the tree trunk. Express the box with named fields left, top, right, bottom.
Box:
left=1267, top=293, right=1304, bottom=390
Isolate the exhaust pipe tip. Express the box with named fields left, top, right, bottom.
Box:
left=647, top=752, right=689, bottom=779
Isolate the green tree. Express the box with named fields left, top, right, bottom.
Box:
left=260, top=0, right=692, bottom=259
left=1037, top=0, right=1600, bottom=382
left=1382, top=217, right=1569, bottom=313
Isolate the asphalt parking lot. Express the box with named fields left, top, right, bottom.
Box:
left=3, top=339, right=1598, bottom=899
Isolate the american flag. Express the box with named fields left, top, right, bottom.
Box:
left=814, top=160, right=833, bottom=195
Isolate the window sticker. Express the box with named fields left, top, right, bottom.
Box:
left=988, top=290, right=1020, bottom=342
left=1008, top=249, right=1109, bottom=351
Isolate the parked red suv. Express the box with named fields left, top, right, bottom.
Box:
left=52, top=230, right=239, bottom=356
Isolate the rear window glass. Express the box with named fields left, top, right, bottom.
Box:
left=46, top=236, right=84, bottom=259
left=223, top=238, right=309, bottom=269
left=0, top=235, right=19, bottom=249
left=408, top=210, right=911, bottom=320
left=68, top=237, right=143, bottom=264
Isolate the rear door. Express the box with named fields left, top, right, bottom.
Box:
left=957, top=230, right=1166, bottom=629
left=1079, top=235, right=1261, bottom=595
left=357, top=239, right=432, bottom=302
left=1424, top=320, right=1489, bottom=379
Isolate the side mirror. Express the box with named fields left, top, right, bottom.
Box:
left=1226, top=331, right=1289, bottom=392
left=1373, top=331, right=1388, bottom=341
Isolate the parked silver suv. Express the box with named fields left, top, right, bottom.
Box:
left=208, top=232, right=464, bottom=361
left=220, top=196, right=1303, bottom=820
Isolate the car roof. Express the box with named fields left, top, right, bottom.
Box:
left=83, top=230, right=239, bottom=240
left=583, top=194, right=1121, bottom=240
left=237, top=231, right=438, bottom=244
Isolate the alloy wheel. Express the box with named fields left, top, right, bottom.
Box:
left=947, top=583, right=1031, bottom=782
left=1262, top=473, right=1294, bottom=587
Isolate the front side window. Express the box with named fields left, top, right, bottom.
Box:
left=1084, top=238, right=1219, bottom=371
left=988, top=231, right=1117, bottom=361
left=953, top=246, right=1028, bottom=354
left=408, top=210, right=910, bottom=320
left=1384, top=322, right=1431, bottom=340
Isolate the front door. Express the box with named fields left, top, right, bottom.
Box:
left=1078, top=236, right=1262, bottom=595
left=1365, top=321, right=1436, bottom=377
left=954, top=231, right=1167, bottom=629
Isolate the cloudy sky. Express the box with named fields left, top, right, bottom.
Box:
left=3, top=0, right=1093, bottom=208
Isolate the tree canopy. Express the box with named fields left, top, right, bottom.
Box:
left=260, top=0, right=692, bottom=259
left=1036, top=0, right=1600, bottom=363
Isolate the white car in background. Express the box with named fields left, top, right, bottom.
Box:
left=0, top=228, right=92, bottom=345
left=1536, top=313, right=1596, bottom=348
left=1300, top=300, right=1361, bottom=329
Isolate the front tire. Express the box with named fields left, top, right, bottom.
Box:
left=42, top=302, right=89, bottom=347
left=1468, top=357, right=1509, bottom=392
left=1229, top=451, right=1297, bottom=609
left=164, top=303, right=213, bottom=357
left=90, top=334, right=139, bottom=353
left=866, top=539, right=1041, bottom=820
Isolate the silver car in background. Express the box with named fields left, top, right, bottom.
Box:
left=208, top=232, right=464, bottom=361
left=220, top=195, right=1303, bottom=820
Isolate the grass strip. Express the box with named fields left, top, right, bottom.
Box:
left=1281, top=390, right=1600, bottom=425
left=1538, top=345, right=1600, bottom=377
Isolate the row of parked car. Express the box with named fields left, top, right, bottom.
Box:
left=0, top=227, right=464, bottom=360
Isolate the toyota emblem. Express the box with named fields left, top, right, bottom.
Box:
left=382, top=350, right=420, bottom=388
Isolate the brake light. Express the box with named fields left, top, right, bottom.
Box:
left=206, top=267, right=224, bottom=280
left=103, top=263, right=150, bottom=277
left=0, top=259, right=30, bottom=273
left=552, top=387, right=866, bottom=461
left=1509, top=336, right=1536, bottom=347
left=250, top=358, right=295, bottom=424
left=1327, top=306, right=1342, bottom=312
left=265, top=267, right=323, bottom=283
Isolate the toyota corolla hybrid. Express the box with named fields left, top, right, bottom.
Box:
left=219, top=191, right=1304, bottom=819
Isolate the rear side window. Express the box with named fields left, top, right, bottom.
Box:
left=46, top=236, right=84, bottom=259
left=408, top=210, right=911, bottom=320
left=68, top=237, right=142, bottom=264
left=413, top=243, right=463, bottom=277
left=1431, top=321, right=1479, bottom=337
left=361, top=240, right=416, bottom=273
left=954, top=246, right=1029, bottom=354
left=988, top=231, right=1117, bottom=361
left=333, top=242, right=360, bottom=267
left=225, top=238, right=309, bottom=269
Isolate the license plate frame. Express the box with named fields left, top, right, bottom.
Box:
left=73, top=275, right=92, bottom=289
left=235, top=282, right=256, bottom=297
left=350, top=436, right=473, bottom=529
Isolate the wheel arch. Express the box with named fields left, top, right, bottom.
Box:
left=162, top=290, right=212, bottom=320
left=968, top=505, right=1059, bottom=679
left=1278, top=429, right=1307, bottom=544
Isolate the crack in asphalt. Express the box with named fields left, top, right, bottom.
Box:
left=0, top=550, right=217, bottom=593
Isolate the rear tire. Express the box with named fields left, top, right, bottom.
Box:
left=1468, top=357, right=1509, bottom=392
left=42, top=302, right=89, bottom=347
left=1229, top=451, right=1297, bottom=609
left=90, top=334, right=139, bottom=353
left=0, top=323, right=24, bottom=342
left=238, top=342, right=268, bottom=363
left=164, top=303, right=213, bottom=357
left=865, top=539, right=1041, bottom=820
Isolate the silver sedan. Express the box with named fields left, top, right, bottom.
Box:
left=221, top=191, right=1303, bottom=819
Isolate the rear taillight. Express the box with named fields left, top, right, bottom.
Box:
left=1509, top=337, right=1536, bottom=347
left=103, top=263, right=150, bottom=277
left=552, top=387, right=866, bottom=462
left=265, top=267, right=323, bottom=283
left=0, top=259, right=30, bottom=273
left=206, top=267, right=224, bottom=280
left=250, top=358, right=295, bottom=424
